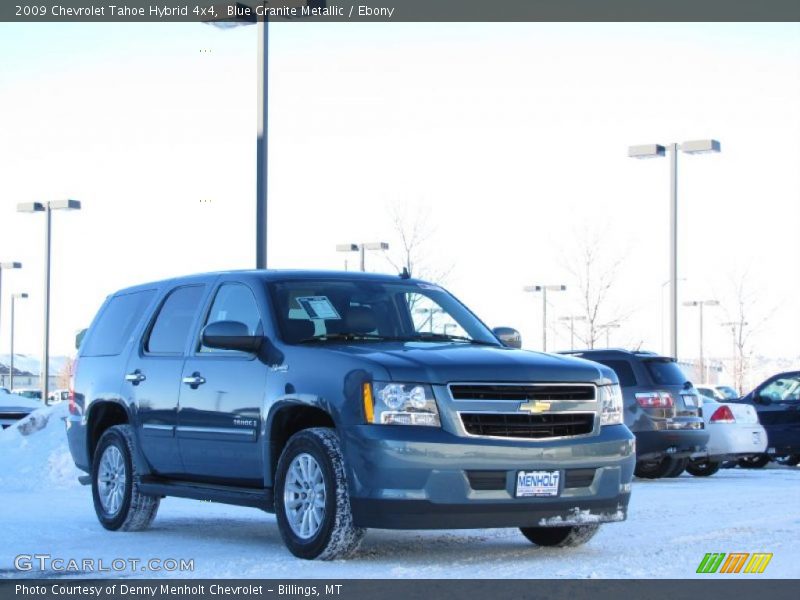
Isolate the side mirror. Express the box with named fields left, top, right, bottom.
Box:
left=75, top=328, right=87, bottom=350
left=202, top=321, right=262, bottom=353
left=493, top=327, right=522, bottom=349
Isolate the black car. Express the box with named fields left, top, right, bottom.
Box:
left=560, top=349, right=708, bottom=478
left=729, top=371, right=800, bottom=468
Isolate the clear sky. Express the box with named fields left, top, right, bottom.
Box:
left=0, top=22, right=798, bottom=368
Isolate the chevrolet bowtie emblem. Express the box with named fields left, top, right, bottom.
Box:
left=519, top=400, right=550, bottom=413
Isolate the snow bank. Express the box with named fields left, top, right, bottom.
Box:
left=0, top=403, right=83, bottom=491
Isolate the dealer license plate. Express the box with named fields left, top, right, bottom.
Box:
left=515, top=470, right=560, bottom=498
left=682, top=394, right=698, bottom=407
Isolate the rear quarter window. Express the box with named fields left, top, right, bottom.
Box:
left=593, top=359, right=638, bottom=387
left=82, top=290, right=156, bottom=357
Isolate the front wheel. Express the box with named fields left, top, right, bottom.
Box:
left=634, top=456, right=675, bottom=479
left=686, top=458, right=722, bottom=477
left=520, top=524, right=600, bottom=547
left=664, top=458, right=687, bottom=478
left=738, top=454, right=770, bottom=469
left=774, top=455, right=800, bottom=467
left=91, top=425, right=160, bottom=531
left=275, top=428, right=365, bottom=560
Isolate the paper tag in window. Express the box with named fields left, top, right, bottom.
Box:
left=296, top=296, right=341, bottom=320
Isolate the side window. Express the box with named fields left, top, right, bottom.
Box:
left=82, top=290, right=156, bottom=357
left=595, top=359, right=638, bottom=387
left=199, top=283, right=262, bottom=353
left=760, top=376, right=800, bottom=403
left=146, top=286, right=206, bottom=355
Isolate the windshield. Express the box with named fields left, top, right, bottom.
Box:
left=269, top=279, right=500, bottom=346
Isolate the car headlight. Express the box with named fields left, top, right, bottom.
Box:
left=363, top=382, right=441, bottom=427
left=599, top=384, right=623, bottom=426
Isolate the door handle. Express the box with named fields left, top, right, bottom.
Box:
left=182, top=372, right=206, bottom=388
left=125, top=370, right=146, bottom=385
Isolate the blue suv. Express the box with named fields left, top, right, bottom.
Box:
left=67, top=270, right=635, bottom=559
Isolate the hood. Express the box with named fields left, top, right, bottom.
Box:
left=320, top=342, right=616, bottom=385
left=0, top=391, right=42, bottom=411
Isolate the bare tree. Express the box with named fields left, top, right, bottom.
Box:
left=561, top=229, right=629, bottom=349
left=720, top=272, right=775, bottom=394
left=56, top=357, right=75, bottom=390
left=382, top=202, right=452, bottom=283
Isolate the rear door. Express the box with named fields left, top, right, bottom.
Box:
left=176, top=280, right=268, bottom=484
left=124, top=284, right=208, bottom=476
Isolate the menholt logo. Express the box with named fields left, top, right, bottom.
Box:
left=696, top=552, right=773, bottom=574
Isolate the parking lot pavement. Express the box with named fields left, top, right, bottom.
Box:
left=1, top=465, right=798, bottom=579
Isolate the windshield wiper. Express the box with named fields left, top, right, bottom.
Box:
left=411, top=332, right=498, bottom=346
left=298, top=333, right=413, bottom=344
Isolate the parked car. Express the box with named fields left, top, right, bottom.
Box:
left=559, top=349, right=707, bottom=479
left=67, top=270, right=635, bottom=560
left=728, top=371, right=800, bottom=468
left=12, top=388, right=42, bottom=401
left=697, top=385, right=739, bottom=401
left=0, top=388, right=41, bottom=429
left=685, top=396, right=767, bottom=476
left=47, top=389, right=70, bottom=405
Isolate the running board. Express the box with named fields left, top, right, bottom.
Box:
left=138, top=478, right=274, bottom=512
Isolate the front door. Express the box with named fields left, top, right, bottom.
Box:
left=177, top=281, right=267, bottom=484
left=750, top=373, right=800, bottom=453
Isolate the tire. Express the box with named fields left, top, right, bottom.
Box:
left=634, top=456, right=675, bottom=479
left=275, top=427, right=365, bottom=560
left=774, top=455, right=800, bottom=467
left=91, top=424, right=160, bottom=531
left=738, top=454, right=771, bottom=469
left=664, top=458, right=687, bottom=478
left=520, top=524, right=600, bottom=548
left=686, top=458, right=722, bottom=477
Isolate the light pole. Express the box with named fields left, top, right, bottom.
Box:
left=17, top=199, right=81, bottom=404
left=523, top=284, right=566, bottom=352
left=629, top=139, right=721, bottom=359
left=684, top=300, right=720, bottom=383
left=336, top=242, right=389, bottom=272
left=599, top=323, right=621, bottom=348
left=0, top=262, right=23, bottom=372
left=9, top=293, right=28, bottom=391
left=558, top=315, right=586, bottom=350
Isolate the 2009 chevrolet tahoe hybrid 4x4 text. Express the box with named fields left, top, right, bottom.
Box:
left=66, top=270, right=635, bottom=559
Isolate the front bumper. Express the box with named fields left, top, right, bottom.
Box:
left=343, top=423, right=635, bottom=530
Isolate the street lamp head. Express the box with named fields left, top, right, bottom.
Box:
left=683, top=301, right=700, bottom=307
left=13, top=292, right=29, bottom=299
left=49, top=199, right=81, bottom=211
left=523, top=285, right=542, bottom=293
left=628, top=144, right=666, bottom=159
left=336, top=243, right=359, bottom=252
left=203, top=2, right=257, bottom=27
left=17, top=202, right=45, bottom=213
left=362, top=242, right=389, bottom=251
left=680, top=139, right=721, bottom=155
left=0, top=262, right=22, bottom=269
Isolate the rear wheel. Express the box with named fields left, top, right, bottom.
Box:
left=774, top=455, right=800, bottom=467
left=738, top=454, right=770, bottom=469
left=275, top=428, right=365, bottom=560
left=664, top=458, right=687, bottom=478
left=686, top=458, right=722, bottom=477
left=520, top=524, right=600, bottom=548
left=634, top=456, right=675, bottom=479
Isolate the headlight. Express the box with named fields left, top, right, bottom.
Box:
left=363, top=382, right=441, bottom=427
left=599, top=384, right=623, bottom=426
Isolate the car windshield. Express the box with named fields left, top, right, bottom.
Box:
left=269, top=279, right=501, bottom=346
left=643, top=359, right=690, bottom=386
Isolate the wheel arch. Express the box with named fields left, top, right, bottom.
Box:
left=267, top=401, right=336, bottom=485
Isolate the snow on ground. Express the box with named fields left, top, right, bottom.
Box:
left=1, top=406, right=798, bottom=579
